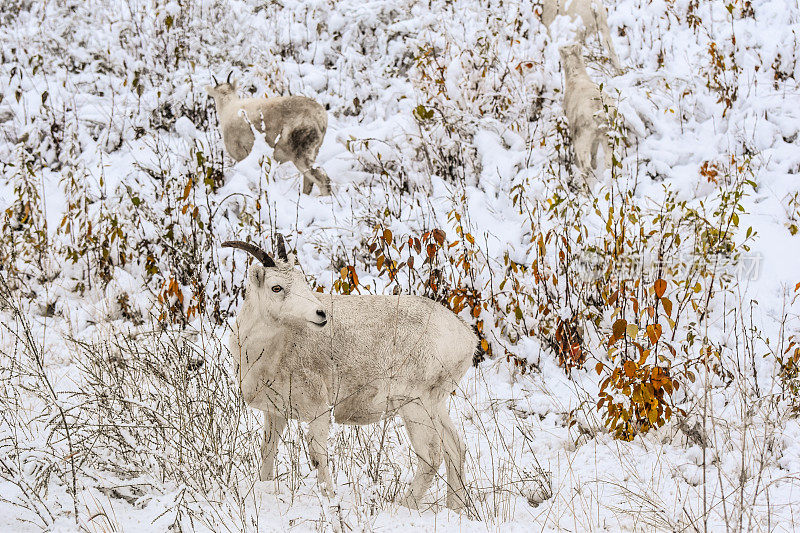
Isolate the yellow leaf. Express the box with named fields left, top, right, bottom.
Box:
left=626, top=324, right=638, bottom=338
left=661, top=297, right=673, bottom=317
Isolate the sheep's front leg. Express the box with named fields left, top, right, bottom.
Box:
left=573, top=132, right=596, bottom=177
left=260, top=410, right=287, bottom=481
left=306, top=412, right=334, bottom=496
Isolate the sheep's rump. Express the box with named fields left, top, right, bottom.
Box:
left=288, top=126, right=319, bottom=157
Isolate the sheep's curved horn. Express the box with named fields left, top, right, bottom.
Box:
left=222, top=241, right=276, bottom=268
left=212, top=74, right=219, bottom=85
left=275, top=233, right=288, bottom=261
left=226, top=70, right=233, bottom=84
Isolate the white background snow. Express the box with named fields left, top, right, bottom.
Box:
left=1, top=0, right=800, bottom=530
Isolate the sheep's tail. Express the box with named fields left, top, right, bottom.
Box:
left=472, top=324, right=487, bottom=366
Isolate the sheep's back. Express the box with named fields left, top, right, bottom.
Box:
left=310, top=294, right=476, bottom=398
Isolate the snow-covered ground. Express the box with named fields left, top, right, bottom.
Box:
left=1, top=0, right=800, bottom=530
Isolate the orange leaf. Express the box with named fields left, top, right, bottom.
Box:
left=654, top=279, right=667, bottom=298
left=612, top=319, right=627, bottom=339
left=383, top=228, right=393, bottom=243
left=646, top=323, right=663, bottom=344
left=595, top=362, right=604, bottom=375
left=607, top=290, right=619, bottom=306
left=182, top=178, right=193, bottom=200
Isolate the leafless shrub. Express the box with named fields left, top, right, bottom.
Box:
left=0, top=280, right=77, bottom=528
left=68, top=325, right=260, bottom=495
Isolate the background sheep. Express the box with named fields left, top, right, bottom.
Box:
left=206, top=75, right=331, bottom=195
left=543, top=0, right=621, bottom=72
left=224, top=236, right=476, bottom=512
left=560, top=43, right=615, bottom=186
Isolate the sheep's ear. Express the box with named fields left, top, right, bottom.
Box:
left=286, top=252, right=297, bottom=266
left=231, top=79, right=238, bottom=91
left=205, top=85, right=217, bottom=96
left=248, top=265, right=265, bottom=288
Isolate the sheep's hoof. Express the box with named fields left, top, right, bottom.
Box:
left=302, top=179, right=313, bottom=195
left=259, top=466, right=275, bottom=481
left=317, top=480, right=336, bottom=498
left=397, top=493, right=423, bottom=510
left=446, top=494, right=467, bottom=512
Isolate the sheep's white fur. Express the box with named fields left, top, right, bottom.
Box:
left=543, top=0, right=621, bottom=71
left=206, top=79, right=330, bottom=195
left=560, top=43, right=615, bottom=186
left=227, top=241, right=476, bottom=511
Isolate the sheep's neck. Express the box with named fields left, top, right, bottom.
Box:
left=237, top=307, right=283, bottom=366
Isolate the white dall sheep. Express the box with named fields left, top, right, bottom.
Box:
left=223, top=236, right=476, bottom=511
left=560, top=43, right=615, bottom=185
left=206, top=74, right=330, bottom=195
left=542, top=0, right=621, bottom=72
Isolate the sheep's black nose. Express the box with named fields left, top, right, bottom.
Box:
left=316, top=310, right=327, bottom=320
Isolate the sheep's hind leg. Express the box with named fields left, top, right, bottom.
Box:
left=398, top=402, right=443, bottom=510
left=436, top=405, right=468, bottom=511
left=600, top=26, right=622, bottom=72
left=260, top=410, right=287, bottom=481
left=294, top=157, right=331, bottom=196
left=306, top=411, right=335, bottom=496
left=309, top=167, right=331, bottom=195
left=302, top=176, right=314, bottom=195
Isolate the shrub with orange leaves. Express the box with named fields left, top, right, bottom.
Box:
left=595, top=279, right=693, bottom=440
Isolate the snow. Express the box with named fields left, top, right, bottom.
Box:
left=1, top=0, right=800, bottom=530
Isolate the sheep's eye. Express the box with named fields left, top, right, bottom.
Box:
left=271, top=285, right=283, bottom=293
